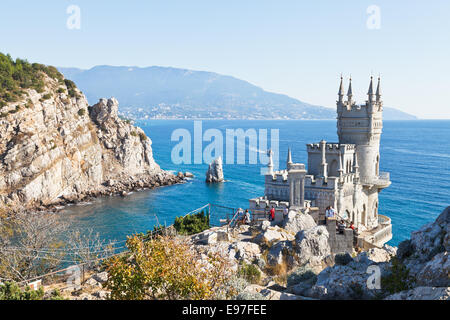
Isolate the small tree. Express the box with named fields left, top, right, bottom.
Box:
left=381, top=257, right=414, bottom=294
left=104, top=235, right=233, bottom=300
left=67, top=229, right=116, bottom=267
left=173, top=211, right=210, bottom=235
left=0, top=211, right=67, bottom=282
left=0, top=282, right=44, bottom=300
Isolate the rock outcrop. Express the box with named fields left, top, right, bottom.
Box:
left=289, top=206, right=450, bottom=300
left=294, top=226, right=331, bottom=267
left=0, top=72, right=182, bottom=212
left=282, top=211, right=316, bottom=235
left=205, top=157, right=224, bottom=183
left=385, top=286, right=450, bottom=300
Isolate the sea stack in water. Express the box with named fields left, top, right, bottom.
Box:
left=206, top=157, right=224, bottom=183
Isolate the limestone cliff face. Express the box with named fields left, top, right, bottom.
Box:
left=0, top=73, right=175, bottom=212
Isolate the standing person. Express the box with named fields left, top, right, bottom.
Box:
left=270, top=207, right=275, bottom=221
left=349, top=221, right=355, bottom=230
left=283, top=207, right=289, bottom=219
left=329, top=206, right=336, bottom=218
left=325, top=206, right=331, bottom=223
left=244, top=209, right=251, bottom=225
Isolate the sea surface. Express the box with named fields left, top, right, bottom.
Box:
left=61, top=120, right=450, bottom=246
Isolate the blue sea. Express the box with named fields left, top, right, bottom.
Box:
left=61, top=120, right=450, bottom=246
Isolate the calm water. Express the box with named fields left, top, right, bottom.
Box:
left=61, top=120, right=450, bottom=246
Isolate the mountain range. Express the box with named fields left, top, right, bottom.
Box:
left=59, top=66, right=417, bottom=120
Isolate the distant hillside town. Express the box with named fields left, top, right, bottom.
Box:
left=59, top=66, right=417, bottom=121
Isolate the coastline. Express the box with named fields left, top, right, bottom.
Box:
left=13, top=171, right=187, bottom=215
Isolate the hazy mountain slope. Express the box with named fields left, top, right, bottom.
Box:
left=382, top=107, right=417, bottom=120
left=59, top=66, right=417, bottom=120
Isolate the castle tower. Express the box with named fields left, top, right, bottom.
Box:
left=337, top=76, right=384, bottom=183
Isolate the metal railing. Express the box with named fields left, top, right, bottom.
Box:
left=5, top=204, right=216, bottom=292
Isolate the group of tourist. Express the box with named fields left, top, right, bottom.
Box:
left=238, top=205, right=289, bottom=225
left=325, top=205, right=357, bottom=234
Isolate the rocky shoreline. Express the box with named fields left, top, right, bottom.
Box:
left=37, top=171, right=188, bottom=213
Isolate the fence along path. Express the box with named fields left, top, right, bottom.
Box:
left=7, top=203, right=230, bottom=289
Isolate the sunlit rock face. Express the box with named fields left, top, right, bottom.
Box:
left=0, top=74, right=171, bottom=212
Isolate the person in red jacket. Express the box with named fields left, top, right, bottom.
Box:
left=269, top=207, right=275, bottom=221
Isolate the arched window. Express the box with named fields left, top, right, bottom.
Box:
left=329, top=159, right=338, bottom=177
left=361, top=204, right=367, bottom=226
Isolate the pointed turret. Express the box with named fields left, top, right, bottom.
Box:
left=286, top=148, right=293, bottom=170
left=347, top=77, right=353, bottom=105
left=338, top=75, right=344, bottom=102
left=367, top=76, right=375, bottom=102
left=376, top=76, right=382, bottom=102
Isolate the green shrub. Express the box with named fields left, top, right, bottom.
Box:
left=78, top=108, right=86, bottom=116
left=41, top=93, right=52, bottom=100
left=238, top=262, right=261, bottom=284
left=48, top=289, right=65, bottom=300
left=381, top=257, right=414, bottom=294
left=64, top=79, right=79, bottom=98
left=139, top=132, right=147, bottom=141
left=0, top=52, right=65, bottom=102
left=0, top=282, right=44, bottom=300
left=334, top=252, right=353, bottom=266
left=25, top=99, right=33, bottom=108
left=57, top=87, right=65, bottom=94
left=130, top=131, right=138, bottom=137
left=286, top=266, right=317, bottom=287
left=173, top=211, right=210, bottom=235
left=349, top=282, right=365, bottom=300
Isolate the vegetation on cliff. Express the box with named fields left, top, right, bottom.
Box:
left=173, top=211, right=210, bottom=235
left=104, top=235, right=236, bottom=300
left=0, top=52, right=65, bottom=106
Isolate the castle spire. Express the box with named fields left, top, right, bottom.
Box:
left=347, top=77, right=353, bottom=104
left=367, top=76, right=375, bottom=102
left=338, top=75, right=344, bottom=102
left=376, top=76, right=382, bottom=102
left=286, top=148, right=293, bottom=170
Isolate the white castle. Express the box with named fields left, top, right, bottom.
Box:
left=250, top=76, right=393, bottom=249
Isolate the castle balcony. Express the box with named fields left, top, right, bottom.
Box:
left=378, top=214, right=391, bottom=226
left=358, top=214, right=393, bottom=248
left=361, top=172, right=391, bottom=189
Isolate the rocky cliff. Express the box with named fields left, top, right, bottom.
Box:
left=0, top=71, right=182, bottom=213
left=187, top=207, right=449, bottom=300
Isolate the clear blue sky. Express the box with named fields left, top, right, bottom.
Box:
left=1, top=0, right=449, bottom=119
